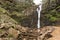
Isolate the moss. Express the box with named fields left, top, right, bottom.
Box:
left=8, top=34, right=13, bottom=37
left=49, top=16, right=57, bottom=21
left=0, top=7, right=7, bottom=13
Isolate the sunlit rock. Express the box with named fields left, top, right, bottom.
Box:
left=8, top=28, right=20, bottom=38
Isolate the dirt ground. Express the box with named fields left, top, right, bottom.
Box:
left=48, top=26, right=60, bottom=40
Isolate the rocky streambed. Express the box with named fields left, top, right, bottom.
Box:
left=0, top=22, right=54, bottom=40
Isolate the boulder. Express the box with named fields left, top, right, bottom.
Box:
left=8, top=28, right=20, bottom=38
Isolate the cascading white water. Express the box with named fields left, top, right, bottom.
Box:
left=33, top=0, right=42, bottom=29
left=37, top=5, right=42, bottom=28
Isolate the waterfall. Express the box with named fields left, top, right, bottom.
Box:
left=33, top=0, right=42, bottom=29
left=37, top=5, right=42, bottom=28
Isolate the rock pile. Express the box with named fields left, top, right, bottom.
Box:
left=0, top=22, right=54, bottom=40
